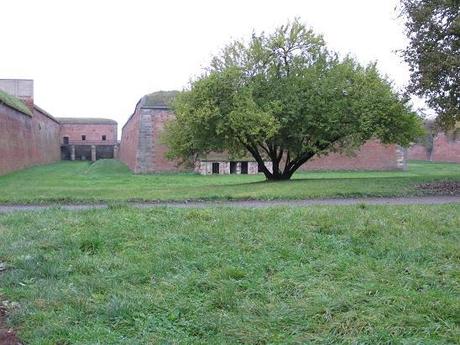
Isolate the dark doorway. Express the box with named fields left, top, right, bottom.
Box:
left=230, top=161, right=237, bottom=174
left=63, top=136, right=69, bottom=144
left=212, top=162, right=220, bottom=174
left=75, top=145, right=91, bottom=160
left=61, top=145, right=71, bottom=160
left=96, top=145, right=115, bottom=159
left=241, top=161, right=248, bottom=174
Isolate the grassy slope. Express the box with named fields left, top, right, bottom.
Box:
left=0, top=205, right=458, bottom=344
left=0, top=160, right=459, bottom=204
left=0, top=89, right=32, bottom=116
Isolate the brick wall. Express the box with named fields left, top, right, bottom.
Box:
left=300, top=140, right=402, bottom=171
left=432, top=132, right=460, bottom=163
left=407, top=132, right=460, bottom=163
left=119, top=107, right=141, bottom=171
left=59, top=123, right=117, bottom=144
left=119, top=107, right=181, bottom=173
left=408, top=144, right=431, bottom=160
left=120, top=103, right=405, bottom=173
left=0, top=103, right=60, bottom=176
left=32, top=107, right=61, bottom=165
left=150, top=109, right=181, bottom=172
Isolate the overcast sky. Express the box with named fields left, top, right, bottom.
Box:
left=1, top=0, right=422, bottom=133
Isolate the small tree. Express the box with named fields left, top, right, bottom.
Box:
left=399, top=0, right=460, bottom=129
left=165, top=20, right=423, bottom=180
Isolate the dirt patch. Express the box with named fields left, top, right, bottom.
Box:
left=417, top=181, right=460, bottom=195
left=0, top=264, right=23, bottom=345
left=0, top=306, right=22, bottom=345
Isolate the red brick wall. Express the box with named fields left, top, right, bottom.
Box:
left=120, top=105, right=403, bottom=173
left=32, top=107, right=61, bottom=165
left=407, top=133, right=460, bottom=163
left=300, top=140, right=400, bottom=171
left=0, top=103, right=60, bottom=176
left=119, top=109, right=140, bottom=171
left=60, top=123, right=117, bottom=144
left=150, top=110, right=181, bottom=172
left=120, top=107, right=182, bottom=173
left=432, top=133, right=460, bottom=163
left=408, top=144, right=430, bottom=160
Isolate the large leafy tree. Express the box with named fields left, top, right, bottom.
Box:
left=400, top=0, right=460, bottom=129
left=165, top=20, right=422, bottom=180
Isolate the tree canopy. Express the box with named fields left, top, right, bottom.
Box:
left=400, top=0, right=460, bottom=129
left=164, top=19, right=423, bottom=180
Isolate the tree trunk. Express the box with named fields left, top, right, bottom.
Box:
left=261, top=150, right=315, bottom=181
left=245, top=144, right=316, bottom=181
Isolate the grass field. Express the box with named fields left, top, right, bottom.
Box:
left=0, top=205, right=458, bottom=344
left=0, top=160, right=459, bottom=204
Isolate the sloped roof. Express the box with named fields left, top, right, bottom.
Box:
left=142, top=90, right=179, bottom=109
left=56, top=117, right=117, bottom=125
left=0, top=89, right=32, bottom=116
left=33, top=105, right=60, bottom=124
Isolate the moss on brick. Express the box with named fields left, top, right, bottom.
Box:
left=56, top=117, right=117, bottom=125
left=0, top=89, right=32, bottom=116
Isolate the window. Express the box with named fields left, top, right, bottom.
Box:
left=63, top=136, right=69, bottom=144
left=81, top=135, right=86, bottom=141
left=212, top=162, right=220, bottom=174
left=102, top=135, right=106, bottom=141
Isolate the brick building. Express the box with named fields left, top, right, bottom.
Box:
left=0, top=79, right=118, bottom=176
left=119, top=91, right=182, bottom=173
left=58, top=117, right=118, bottom=161
left=120, top=90, right=407, bottom=175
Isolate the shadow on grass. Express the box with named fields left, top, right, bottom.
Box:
left=232, top=174, right=452, bottom=186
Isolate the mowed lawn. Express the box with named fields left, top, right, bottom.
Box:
left=0, top=205, right=458, bottom=344
left=0, top=159, right=459, bottom=204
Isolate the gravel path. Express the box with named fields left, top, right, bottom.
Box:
left=0, top=196, right=459, bottom=213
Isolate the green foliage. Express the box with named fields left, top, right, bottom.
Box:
left=0, top=205, right=458, bottom=343
left=0, top=89, right=32, bottom=116
left=0, top=160, right=459, bottom=204
left=164, top=19, right=423, bottom=180
left=400, top=0, right=460, bottom=129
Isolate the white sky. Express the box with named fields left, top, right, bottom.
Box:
left=1, top=0, right=426, bottom=133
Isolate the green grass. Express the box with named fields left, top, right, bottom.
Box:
left=0, top=205, right=458, bottom=344
left=0, top=159, right=459, bottom=204
left=0, top=89, right=32, bottom=116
